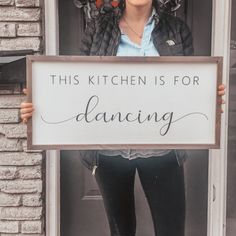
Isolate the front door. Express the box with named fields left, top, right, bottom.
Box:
left=59, top=1, right=213, bottom=235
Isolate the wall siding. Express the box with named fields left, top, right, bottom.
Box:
left=0, top=0, right=45, bottom=236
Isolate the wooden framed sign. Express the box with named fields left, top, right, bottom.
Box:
left=26, top=56, right=223, bottom=150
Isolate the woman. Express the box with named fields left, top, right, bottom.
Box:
left=21, top=0, right=225, bottom=235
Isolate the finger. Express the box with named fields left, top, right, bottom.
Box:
left=218, top=84, right=225, bottom=90
left=20, top=107, right=34, bottom=114
left=21, top=112, right=33, bottom=120
left=20, top=103, right=33, bottom=109
left=217, top=98, right=226, bottom=105
left=22, top=88, right=28, bottom=95
left=23, top=118, right=28, bottom=124
left=218, top=90, right=225, bottom=96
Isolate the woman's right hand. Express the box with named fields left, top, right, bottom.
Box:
left=20, top=88, right=34, bottom=123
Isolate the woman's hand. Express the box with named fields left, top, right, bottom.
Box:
left=218, top=84, right=226, bottom=113
left=20, top=88, right=34, bottom=123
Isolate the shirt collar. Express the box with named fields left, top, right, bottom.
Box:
left=146, top=8, right=157, bottom=25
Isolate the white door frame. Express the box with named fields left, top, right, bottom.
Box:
left=45, top=1, right=232, bottom=236
left=208, top=1, right=231, bottom=236
left=44, top=1, right=60, bottom=236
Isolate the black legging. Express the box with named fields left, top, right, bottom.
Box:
left=95, top=151, right=185, bottom=236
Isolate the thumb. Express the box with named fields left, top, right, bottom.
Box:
left=22, top=88, right=28, bottom=95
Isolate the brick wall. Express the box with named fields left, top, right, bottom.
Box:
left=0, top=1, right=45, bottom=236
left=0, top=0, right=42, bottom=52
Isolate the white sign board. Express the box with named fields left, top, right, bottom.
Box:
left=27, top=56, right=222, bottom=150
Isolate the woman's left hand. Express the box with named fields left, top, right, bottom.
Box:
left=218, top=84, right=226, bottom=113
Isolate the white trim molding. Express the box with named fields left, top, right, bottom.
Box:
left=208, top=1, right=232, bottom=236
left=44, top=1, right=60, bottom=236
left=46, top=150, right=60, bottom=236
left=44, top=0, right=59, bottom=55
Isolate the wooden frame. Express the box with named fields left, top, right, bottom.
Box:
left=27, top=55, right=222, bottom=150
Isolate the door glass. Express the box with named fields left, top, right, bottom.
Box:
left=59, top=1, right=212, bottom=236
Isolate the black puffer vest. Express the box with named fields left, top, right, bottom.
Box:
left=78, top=9, right=194, bottom=171
left=79, top=10, right=194, bottom=56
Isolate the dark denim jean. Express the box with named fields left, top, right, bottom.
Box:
left=95, top=151, right=185, bottom=236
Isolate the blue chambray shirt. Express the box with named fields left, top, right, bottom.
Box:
left=116, top=10, right=160, bottom=57
left=99, top=10, right=173, bottom=160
